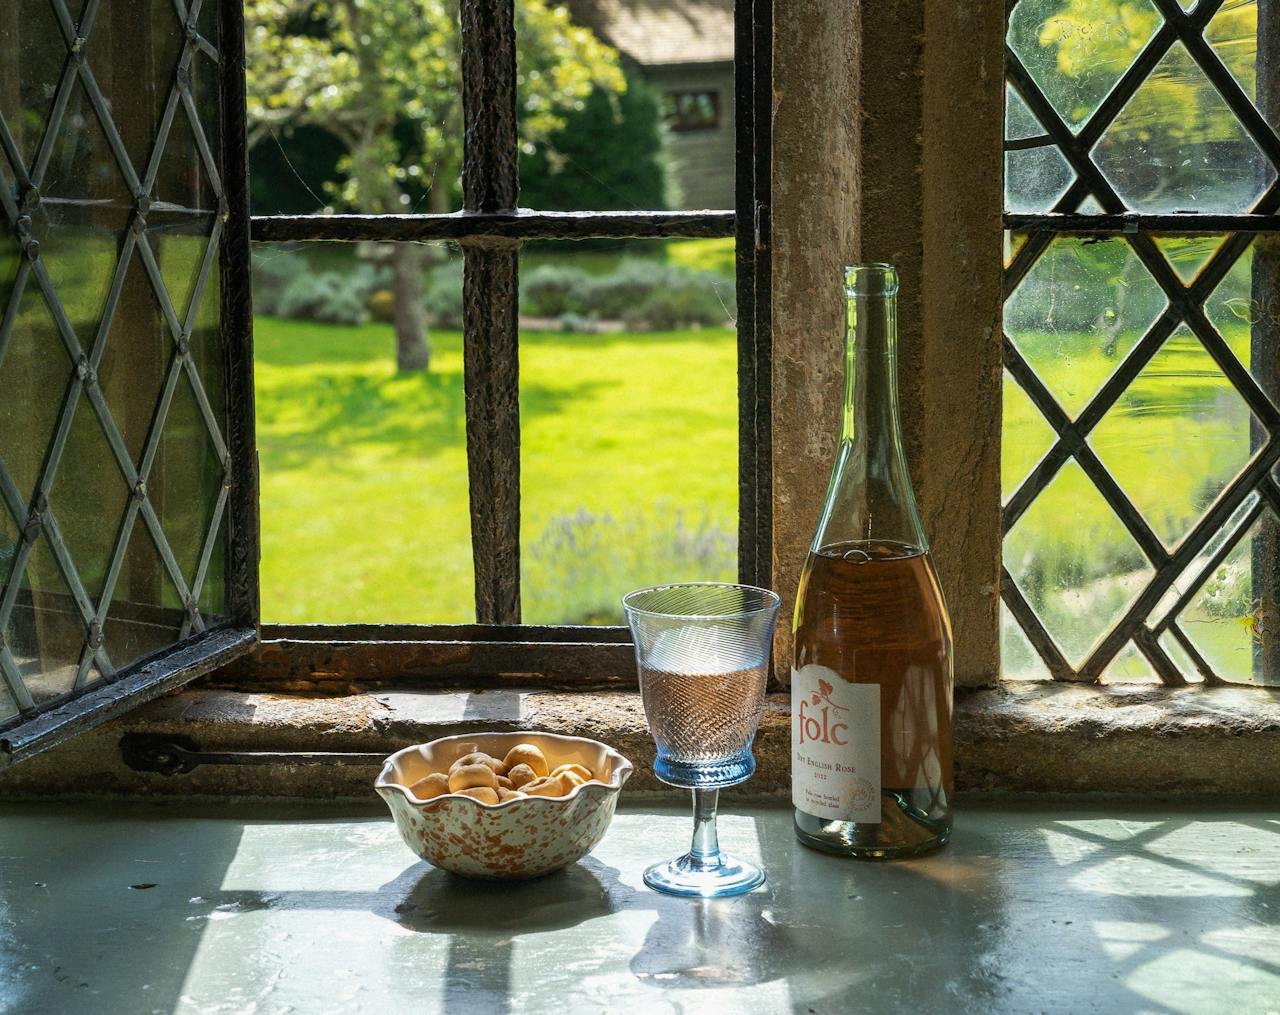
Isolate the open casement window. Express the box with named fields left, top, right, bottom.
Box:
left=235, top=0, right=771, bottom=691
left=0, top=0, right=257, bottom=765
left=1002, top=0, right=1280, bottom=686
left=0, top=0, right=771, bottom=760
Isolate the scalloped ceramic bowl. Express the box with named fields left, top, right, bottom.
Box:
left=376, top=731, right=634, bottom=880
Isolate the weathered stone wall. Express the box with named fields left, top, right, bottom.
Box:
left=770, top=0, right=1004, bottom=686
left=769, top=0, right=863, bottom=680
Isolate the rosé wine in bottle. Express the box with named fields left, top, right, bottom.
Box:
left=791, top=265, right=954, bottom=859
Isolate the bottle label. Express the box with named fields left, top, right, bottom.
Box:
left=791, top=664, right=881, bottom=822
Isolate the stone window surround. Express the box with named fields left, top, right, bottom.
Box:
left=7, top=2, right=1278, bottom=800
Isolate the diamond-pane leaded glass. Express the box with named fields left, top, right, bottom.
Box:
left=1007, top=0, right=1162, bottom=132
left=0, top=0, right=230, bottom=719
left=1004, top=0, right=1280, bottom=685
left=1093, top=42, right=1276, bottom=213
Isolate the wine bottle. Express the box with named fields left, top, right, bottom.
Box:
left=791, top=263, right=954, bottom=859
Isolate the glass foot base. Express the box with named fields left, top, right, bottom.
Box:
left=643, top=852, right=764, bottom=898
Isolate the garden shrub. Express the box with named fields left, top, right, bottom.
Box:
left=521, top=505, right=736, bottom=625
left=577, top=259, right=735, bottom=328
left=557, top=312, right=601, bottom=333
left=276, top=263, right=388, bottom=325
left=521, top=264, right=592, bottom=318
left=251, top=245, right=309, bottom=316
left=423, top=259, right=465, bottom=329
left=277, top=273, right=368, bottom=325
left=624, top=281, right=733, bottom=330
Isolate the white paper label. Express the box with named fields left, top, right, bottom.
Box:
left=791, top=664, right=880, bottom=822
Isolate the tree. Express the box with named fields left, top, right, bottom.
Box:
left=519, top=60, right=669, bottom=212
left=244, top=0, right=624, bottom=371
left=1018, top=0, right=1258, bottom=151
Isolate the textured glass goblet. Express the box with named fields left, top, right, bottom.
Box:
left=622, top=582, right=781, bottom=898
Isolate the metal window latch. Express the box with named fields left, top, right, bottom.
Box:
left=119, top=733, right=387, bottom=775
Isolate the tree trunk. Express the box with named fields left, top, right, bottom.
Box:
left=1253, top=0, right=1280, bottom=684
left=392, top=243, right=430, bottom=372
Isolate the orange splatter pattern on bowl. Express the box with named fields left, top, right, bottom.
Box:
left=376, top=732, right=633, bottom=880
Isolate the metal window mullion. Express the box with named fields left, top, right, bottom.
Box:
left=1154, top=496, right=1265, bottom=636
left=0, top=112, right=32, bottom=192
left=459, top=0, right=521, bottom=625
left=186, top=481, right=229, bottom=636
left=218, top=0, right=259, bottom=630
left=0, top=260, right=33, bottom=370
left=28, top=26, right=81, bottom=189
left=0, top=645, right=36, bottom=714
left=1073, top=18, right=1182, bottom=152
left=735, top=0, right=772, bottom=591
left=1128, top=232, right=1280, bottom=429
left=251, top=210, right=736, bottom=244
left=73, top=497, right=143, bottom=690
left=1005, top=213, right=1280, bottom=232
left=1169, top=620, right=1221, bottom=684
left=1002, top=230, right=1053, bottom=298
left=1148, top=0, right=1280, bottom=172
left=1005, top=50, right=1126, bottom=212
left=1000, top=565, right=1077, bottom=680
left=1078, top=439, right=1280, bottom=679
left=1132, top=624, right=1187, bottom=686
left=39, top=509, right=114, bottom=677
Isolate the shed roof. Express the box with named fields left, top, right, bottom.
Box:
left=566, top=0, right=734, bottom=67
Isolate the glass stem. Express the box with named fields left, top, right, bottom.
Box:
left=689, top=788, right=721, bottom=865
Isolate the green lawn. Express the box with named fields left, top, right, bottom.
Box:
left=1002, top=322, right=1262, bottom=681
left=255, top=316, right=738, bottom=625
left=255, top=289, right=1266, bottom=680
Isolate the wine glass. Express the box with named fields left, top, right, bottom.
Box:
left=622, top=582, right=781, bottom=898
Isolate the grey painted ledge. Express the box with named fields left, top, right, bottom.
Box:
left=3, top=800, right=1277, bottom=1013
left=1, top=682, right=1278, bottom=799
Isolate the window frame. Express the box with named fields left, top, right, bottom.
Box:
left=0, top=0, right=260, bottom=764
left=1002, top=0, right=1280, bottom=686
left=237, top=0, right=773, bottom=687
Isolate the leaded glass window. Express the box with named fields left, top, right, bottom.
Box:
left=0, top=0, right=254, bottom=757
left=1003, top=0, right=1280, bottom=685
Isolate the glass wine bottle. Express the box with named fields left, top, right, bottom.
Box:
left=791, top=263, right=954, bottom=859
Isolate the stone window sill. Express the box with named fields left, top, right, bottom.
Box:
left=5, top=797, right=1276, bottom=1011
left=2, top=682, right=1278, bottom=798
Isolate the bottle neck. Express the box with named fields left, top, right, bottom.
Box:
left=843, top=288, right=903, bottom=447
left=810, top=265, right=927, bottom=555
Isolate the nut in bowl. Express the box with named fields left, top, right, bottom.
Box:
left=376, top=732, right=634, bottom=880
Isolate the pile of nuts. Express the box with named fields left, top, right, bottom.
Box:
left=407, top=742, right=604, bottom=805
